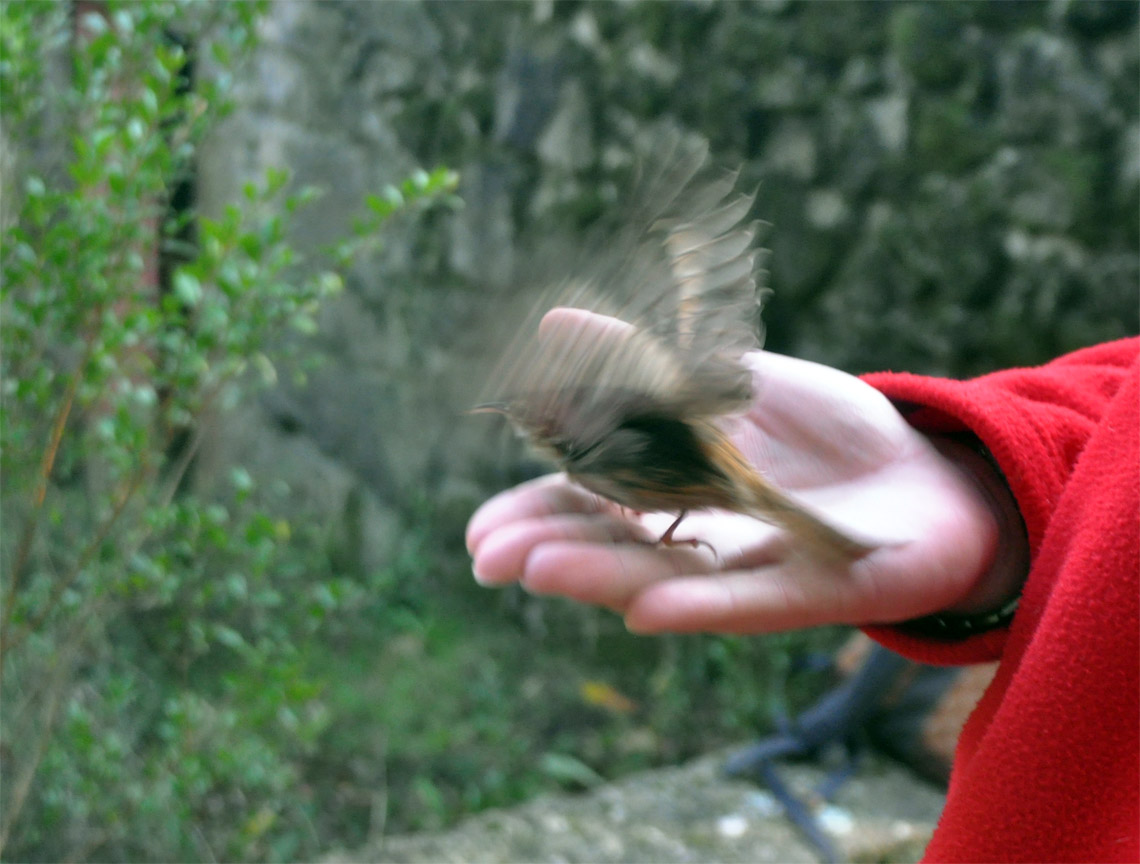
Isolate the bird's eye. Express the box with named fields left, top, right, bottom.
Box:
left=568, top=442, right=594, bottom=460
left=555, top=438, right=598, bottom=462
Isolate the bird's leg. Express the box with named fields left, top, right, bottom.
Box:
left=657, top=511, right=688, bottom=545
left=655, top=511, right=717, bottom=557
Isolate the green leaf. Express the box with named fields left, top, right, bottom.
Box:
left=126, top=117, right=146, bottom=142
left=382, top=184, right=404, bottom=207
left=230, top=467, right=253, bottom=492
left=140, top=86, right=158, bottom=118
left=172, top=270, right=202, bottom=307
left=290, top=313, right=318, bottom=335
left=539, top=752, right=604, bottom=788
left=213, top=624, right=245, bottom=650
left=111, top=8, right=134, bottom=36
left=264, top=166, right=289, bottom=195
left=252, top=352, right=278, bottom=385
left=78, top=9, right=107, bottom=35
left=132, top=384, right=157, bottom=407
left=317, top=271, right=343, bottom=295
left=224, top=571, right=249, bottom=601
left=314, top=583, right=338, bottom=610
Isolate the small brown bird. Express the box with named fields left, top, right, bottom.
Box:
left=478, top=136, right=873, bottom=563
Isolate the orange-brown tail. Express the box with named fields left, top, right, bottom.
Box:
left=743, top=471, right=875, bottom=563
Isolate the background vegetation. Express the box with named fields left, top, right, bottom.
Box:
left=1, top=1, right=1136, bottom=862
left=0, top=3, right=456, bottom=860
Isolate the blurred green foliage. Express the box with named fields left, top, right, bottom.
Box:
left=0, top=2, right=455, bottom=860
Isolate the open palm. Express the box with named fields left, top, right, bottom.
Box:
left=467, top=310, right=1015, bottom=634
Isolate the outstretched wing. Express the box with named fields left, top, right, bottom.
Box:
left=632, top=154, right=767, bottom=415
left=481, top=133, right=767, bottom=435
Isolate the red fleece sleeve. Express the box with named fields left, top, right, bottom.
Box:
left=857, top=338, right=1139, bottom=862
left=860, top=337, right=1139, bottom=664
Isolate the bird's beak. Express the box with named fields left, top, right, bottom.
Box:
left=468, top=402, right=509, bottom=416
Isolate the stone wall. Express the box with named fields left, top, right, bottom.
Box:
left=196, top=0, right=1139, bottom=550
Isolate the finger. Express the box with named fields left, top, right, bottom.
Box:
left=538, top=307, right=632, bottom=339
left=466, top=474, right=607, bottom=556
left=623, top=563, right=863, bottom=634
left=522, top=540, right=716, bottom=611
left=472, top=513, right=652, bottom=586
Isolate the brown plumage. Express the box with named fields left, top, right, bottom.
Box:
left=479, top=136, right=873, bottom=563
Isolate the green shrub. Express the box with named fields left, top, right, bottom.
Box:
left=0, top=3, right=455, bottom=860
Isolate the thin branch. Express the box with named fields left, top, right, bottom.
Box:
left=156, top=399, right=210, bottom=510
left=0, top=639, right=74, bottom=856
left=1, top=332, right=95, bottom=646
left=6, top=455, right=143, bottom=653
left=1, top=464, right=146, bottom=660
left=2, top=366, right=221, bottom=665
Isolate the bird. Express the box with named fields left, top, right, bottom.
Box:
left=476, top=135, right=873, bottom=563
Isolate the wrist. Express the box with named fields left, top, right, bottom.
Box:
left=898, top=435, right=1029, bottom=638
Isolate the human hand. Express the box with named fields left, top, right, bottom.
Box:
left=467, top=310, right=1022, bottom=634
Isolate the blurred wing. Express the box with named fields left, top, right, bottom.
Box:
left=656, top=181, right=767, bottom=413
left=481, top=134, right=767, bottom=430
left=600, top=136, right=767, bottom=415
